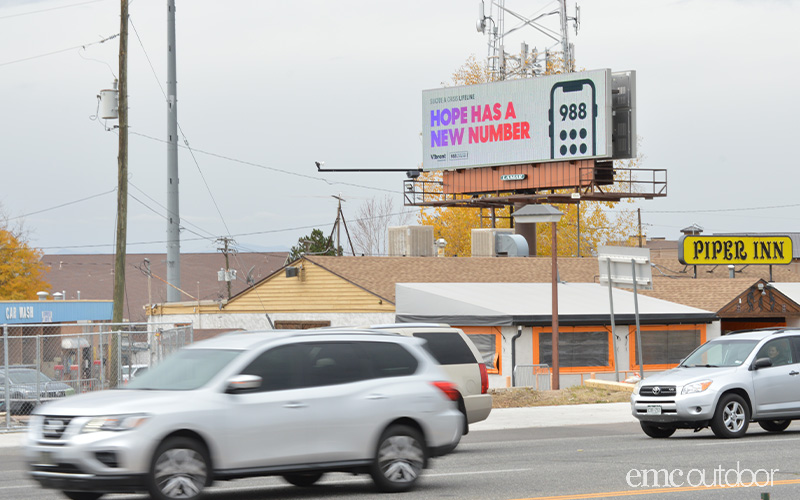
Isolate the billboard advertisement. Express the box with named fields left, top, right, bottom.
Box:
left=422, top=69, right=612, bottom=171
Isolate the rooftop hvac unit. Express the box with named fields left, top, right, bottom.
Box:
left=388, top=226, right=434, bottom=257
left=471, top=228, right=528, bottom=257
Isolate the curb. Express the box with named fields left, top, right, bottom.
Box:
left=584, top=379, right=636, bottom=392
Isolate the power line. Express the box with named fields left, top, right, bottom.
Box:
left=0, top=33, right=118, bottom=68
left=7, top=188, right=116, bottom=221
left=645, top=202, right=800, bottom=214
left=0, top=0, right=109, bottom=20
left=128, top=131, right=397, bottom=194
left=128, top=182, right=218, bottom=240
left=127, top=192, right=215, bottom=243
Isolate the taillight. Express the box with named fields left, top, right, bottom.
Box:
left=432, top=381, right=459, bottom=402
left=479, top=364, right=489, bottom=394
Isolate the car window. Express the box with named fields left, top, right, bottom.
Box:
left=126, top=349, right=242, bottom=390
left=302, top=342, right=365, bottom=387
left=756, top=338, right=794, bottom=367
left=414, top=332, right=477, bottom=365
left=358, top=342, right=418, bottom=378
left=240, top=344, right=304, bottom=392
left=8, top=370, right=53, bottom=384
left=681, top=338, right=759, bottom=367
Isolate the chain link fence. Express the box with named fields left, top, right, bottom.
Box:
left=1, top=322, right=192, bottom=432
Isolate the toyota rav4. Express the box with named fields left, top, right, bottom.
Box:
left=631, top=327, right=800, bottom=439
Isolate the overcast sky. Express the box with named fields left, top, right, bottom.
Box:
left=1, top=0, right=798, bottom=256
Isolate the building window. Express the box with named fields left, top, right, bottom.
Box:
left=630, top=324, right=705, bottom=370
left=459, top=326, right=502, bottom=374
left=533, top=326, right=612, bottom=372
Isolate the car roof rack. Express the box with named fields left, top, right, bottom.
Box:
left=726, top=327, right=800, bottom=336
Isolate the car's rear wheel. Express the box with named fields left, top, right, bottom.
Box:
left=147, top=437, right=210, bottom=500
left=758, top=419, right=791, bottom=432
left=282, top=472, right=324, bottom=487
left=370, top=424, right=426, bottom=493
left=62, top=492, right=103, bottom=500
left=640, top=422, right=676, bottom=438
left=711, top=393, right=750, bottom=438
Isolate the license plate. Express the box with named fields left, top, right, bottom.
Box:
left=38, top=451, right=56, bottom=466
left=646, top=405, right=662, bottom=415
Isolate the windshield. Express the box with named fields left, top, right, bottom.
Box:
left=680, top=338, right=760, bottom=367
left=126, top=348, right=242, bottom=390
left=9, top=370, right=53, bottom=384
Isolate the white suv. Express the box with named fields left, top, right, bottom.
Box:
left=631, top=327, right=800, bottom=439
left=25, top=329, right=463, bottom=499
left=360, top=324, right=492, bottom=433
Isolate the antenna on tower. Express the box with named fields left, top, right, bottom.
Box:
left=477, top=0, right=580, bottom=79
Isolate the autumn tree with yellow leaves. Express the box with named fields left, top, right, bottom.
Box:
left=0, top=206, right=49, bottom=300
left=417, top=55, right=643, bottom=257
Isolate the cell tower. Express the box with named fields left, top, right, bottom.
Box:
left=476, top=0, right=580, bottom=80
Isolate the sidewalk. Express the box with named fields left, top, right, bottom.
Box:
left=0, top=402, right=638, bottom=448
left=470, top=402, right=637, bottom=431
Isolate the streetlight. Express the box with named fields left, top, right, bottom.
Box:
left=512, top=204, right=564, bottom=390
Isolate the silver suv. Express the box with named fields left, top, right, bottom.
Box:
left=359, top=324, right=492, bottom=433
left=631, top=328, right=800, bottom=439
left=25, top=329, right=463, bottom=499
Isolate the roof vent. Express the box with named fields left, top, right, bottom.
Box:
left=37, top=291, right=49, bottom=301
left=471, top=228, right=527, bottom=257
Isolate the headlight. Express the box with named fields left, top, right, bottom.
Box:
left=81, top=414, right=150, bottom=433
left=633, top=380, right=643, bottom=395
left=682, top=380, right=712, bottom=395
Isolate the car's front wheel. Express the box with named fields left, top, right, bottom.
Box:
left=758, top=419, right=791, bottom=432
left=370, top=424, right=426, bottom=493
left=640, top=422, right=676, bottom=438
left=710, top=394, right=750, bottom=438
left=147, top=437, right=210, bottom=500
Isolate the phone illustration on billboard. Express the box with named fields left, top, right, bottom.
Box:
left=549, top=79, right=597, bottom=160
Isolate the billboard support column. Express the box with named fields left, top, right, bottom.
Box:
left=631, top=260, right=644, bottom=379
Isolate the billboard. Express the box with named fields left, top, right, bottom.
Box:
left=678, top=236, right=794, bottom=265
left=422, top=69, right=612, bottom=171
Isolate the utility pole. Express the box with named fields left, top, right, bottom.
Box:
left=216, top=237, right=237, bottom=299
left=638, top=208, right=643, bottom=248
left=330, top=195, right=355, bottom=256
left=110, top=0, right=129, bottom=388
left=166, top=0, right=181, bottom=302
left=112, top=0, right=128, bottom=324
left=144, top=258, right=152, bottom=308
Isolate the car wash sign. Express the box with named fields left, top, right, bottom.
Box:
left=422, top=69, right=612, bottom=170
left=679, top=235, right=793, bottom=265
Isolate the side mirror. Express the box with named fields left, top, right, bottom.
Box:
left=753, top=357, right=773, bottom=370
left=225, top=374, right=262, bottom=394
